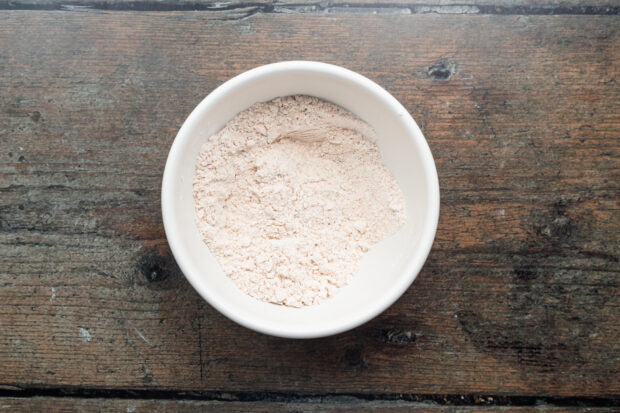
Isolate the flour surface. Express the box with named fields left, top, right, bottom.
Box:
left=193, top=96, right=406, bottom=307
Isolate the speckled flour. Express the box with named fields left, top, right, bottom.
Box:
left=193, top=95, right=406, bottom=307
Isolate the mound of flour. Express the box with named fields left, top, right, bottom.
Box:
left=193, top=95, right=406, bottom=307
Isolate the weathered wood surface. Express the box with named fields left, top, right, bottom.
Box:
left=0, top=8, right=618, bottom=399
left=1, top=397, right=617, bottom=413
left=2, top=0, right=619, bottom=22
left=0, top=397, right=617, bottom=412
left=3, top=0, right=619, bottom=11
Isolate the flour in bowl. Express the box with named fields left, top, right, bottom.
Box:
left=193, top=95, right=406, bottom=307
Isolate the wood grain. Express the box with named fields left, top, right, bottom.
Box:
left=0, top=397, right=617, bottom=413
left=2, top=397, right=620, bottom=412
left=2, top=0, right=619, bottom=18
left=0, top=10, right=618, bottom=397
left=3, top=0, right=619, bottom=9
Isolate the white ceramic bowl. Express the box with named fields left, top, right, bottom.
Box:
left=162, top=61, right=439, bottom=338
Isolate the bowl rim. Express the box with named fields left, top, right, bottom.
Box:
left=162, top=61, right=440, bottom=338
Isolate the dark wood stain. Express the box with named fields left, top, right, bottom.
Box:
left=136, top=246, right=179, bottom=285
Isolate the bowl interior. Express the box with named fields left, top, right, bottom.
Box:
left=163, top=63, right=438, bottom=338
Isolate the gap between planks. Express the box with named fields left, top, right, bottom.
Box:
left=0, top=388, right=619, bottom=407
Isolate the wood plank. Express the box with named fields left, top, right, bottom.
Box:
left=0, top=398, right=616, bottom=412
left=2, top=0, right=619, bottom=8
left=2, top=0, right=619, bottom=14
left=0, top=11, right=618, bottom=396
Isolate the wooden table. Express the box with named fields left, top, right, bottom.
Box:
left=1, top=0, right=618, bottom=411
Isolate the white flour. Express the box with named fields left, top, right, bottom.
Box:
left=193, top=96, right=406, bottom=307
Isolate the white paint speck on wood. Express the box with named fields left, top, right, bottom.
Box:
left=78, top=327, right=91, bottom=342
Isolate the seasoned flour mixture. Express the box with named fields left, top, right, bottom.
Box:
left=193, top=95, right=406, bottom=307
